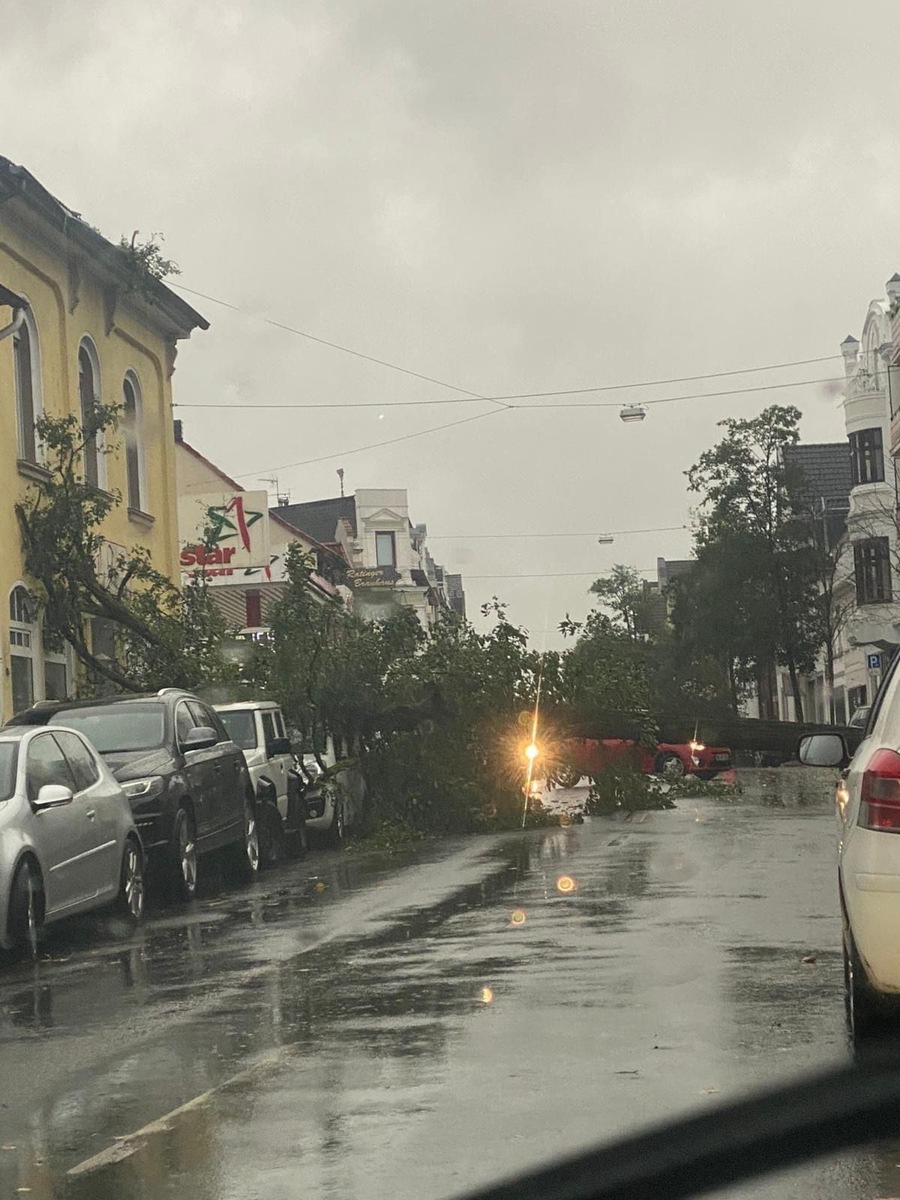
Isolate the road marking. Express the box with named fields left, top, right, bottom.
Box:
left=67, top=1047, right=291, bottom=1178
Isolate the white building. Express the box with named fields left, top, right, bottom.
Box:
left=174, top=423, right=346, bottom=632
left=276, top=489, right=461, bottom=628
left=776, top=284, right=900, bottom=723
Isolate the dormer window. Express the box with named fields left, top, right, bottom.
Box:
left=375, top=531, right=397, bottom=568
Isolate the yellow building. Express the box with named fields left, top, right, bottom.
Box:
left=0, top=156, right=207, bottom=720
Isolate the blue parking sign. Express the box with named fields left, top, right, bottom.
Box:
left=868, top=653, right=882, bottom=671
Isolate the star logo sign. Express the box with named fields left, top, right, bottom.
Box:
left=205, top=495, right=264, bottom=554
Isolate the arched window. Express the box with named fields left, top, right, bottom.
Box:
left=13, top=307, right=43, bottom=464
left=122, top=372, right=145, bottom=511
left=78, top=338, right=104, bottom=488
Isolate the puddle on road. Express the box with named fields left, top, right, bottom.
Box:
left=0, top=828, right=597, bottom=1198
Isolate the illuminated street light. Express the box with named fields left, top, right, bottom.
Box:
left=619, top=404, right=647, bottom=423
left=525, top=742, right=539, bottom=761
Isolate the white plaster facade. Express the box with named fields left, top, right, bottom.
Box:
left=335, top=489, right=449, bottom=628
left=778, top=286, right=900, bottom=723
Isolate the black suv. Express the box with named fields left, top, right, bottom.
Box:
left=7, top=689, right=259, bottom=900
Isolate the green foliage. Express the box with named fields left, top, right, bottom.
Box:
left=343, top=820, right=428, bottom=855
left=16, top=408, right=233, bottom=694
left=116, top=232, right=180, bottom=300
left=685, top=405, right=823, bottom=719
left=662, top=775, right=742, bottom=799
left=585, top=765, right=676, bottom=814
left=253, top=561, right=544, bottom=833
left=555, top=609, right=656, bottom=740
left=588, top=564, right=646, bottom=638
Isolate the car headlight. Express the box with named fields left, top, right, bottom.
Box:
left=121, top=776, right=166, bottom=800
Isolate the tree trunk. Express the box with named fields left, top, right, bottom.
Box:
left=787, top=658, right=804, bottom=723
left=728, top=659, right=739, bottom=715
left=825, top=639, right=836, bottom=724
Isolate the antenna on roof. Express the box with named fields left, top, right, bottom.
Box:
left=337, top=467, right=345, bottom=498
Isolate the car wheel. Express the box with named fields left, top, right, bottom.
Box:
left=657, top=754, right=685, bottom=779
left=555, top=767, right=583, bottom=790
left=7, top=860, right=44, bottom=954
left=115, top=837, right=145, bottom=923
left=844, top=932, right=885, bottom=1044
left=324, top=800, right=345, bottom=847
left=230, top=799, right=260, bottom=881
left=258, top=801, right=285, bottom=868
left=169, top=807, right=198, bottom=903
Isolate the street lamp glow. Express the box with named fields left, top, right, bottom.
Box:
left=525, top=742, right=539, bottom=761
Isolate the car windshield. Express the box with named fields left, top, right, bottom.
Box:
left=217, top=710, right=257, bottom=750
left=15, top=9, right=900, bottom=1200
left=0, top=743, right=17, bottom=802
left=52, top=704, right=166, bottom=753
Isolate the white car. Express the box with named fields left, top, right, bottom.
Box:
left=0, top=725, right=144, bottom=951
left=215, top=702, right=307, bottom=863
left=801, top=668, right=900, bottom=1041
left=301, top=735, right=364, bottom=845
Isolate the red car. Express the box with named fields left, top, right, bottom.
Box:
left=554, top=737, right=732, bottom=786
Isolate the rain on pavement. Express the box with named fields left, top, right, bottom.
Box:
left=1, top=769, right=898, bottom=1200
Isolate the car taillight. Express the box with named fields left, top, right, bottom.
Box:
left=859, top=748, right=900, bottom=831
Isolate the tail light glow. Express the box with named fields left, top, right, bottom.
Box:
left=859, top=748, right=900, bottom=831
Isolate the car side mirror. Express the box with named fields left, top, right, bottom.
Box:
left=798, top=733, right=849, bottom=768
left=266, top=736, right=292, bottom=757
left=33, top=783, right=75, bottom=809
left=181, top=726, right=218, bottom=753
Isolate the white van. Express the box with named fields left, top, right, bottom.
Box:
left=215, top=701, right=307, bottom=862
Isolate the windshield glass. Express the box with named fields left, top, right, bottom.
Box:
left=0, top=743, right=17, bottom=802
left=14, top=8, right=900, bottom=1200
left=53, top=704, right=166, bottom=753
left=217, top=710, right=257, bottom=750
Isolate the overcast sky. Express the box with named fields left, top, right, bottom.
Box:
left=5, top=1, right=900, bottom=646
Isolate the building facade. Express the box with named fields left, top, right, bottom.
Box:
left=174, top=424, right=345, bottom=632
left=771, top=286, right=900, bottom=723
left=277, top=489, right=461, bottom=627
left=0, top=157, right=206, bottom=721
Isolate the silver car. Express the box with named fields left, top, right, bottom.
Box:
left=0, top=725, right=144, bottom=952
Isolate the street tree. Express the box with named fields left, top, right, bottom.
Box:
left=686, top=405, right=823, bottom=720
left=16, top=407, right=231, bottom=694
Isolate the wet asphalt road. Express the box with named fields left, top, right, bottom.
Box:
left=2, top=769, right=899, bottom=1200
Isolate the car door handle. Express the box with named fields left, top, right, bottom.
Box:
left=85, top=808, right=96, bottom=820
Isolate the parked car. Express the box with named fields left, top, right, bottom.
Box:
left=215, top=701, right=307, bottom=863
left=552, top=736, right=732, bottom=787
left=300, top=735, right=365, bottom=845
left=7, top=690, right=258, bottom=902
left=800, top=654, right=900, bottom=1040
left=849, top=704, right=872, bottom=729
left=0, top=724, right=144, bottom=951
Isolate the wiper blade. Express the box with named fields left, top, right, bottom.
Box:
left=455, top=1059, right=900, bottom=1200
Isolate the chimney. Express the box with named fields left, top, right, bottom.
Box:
left=173, top=419, right=183, bottom=443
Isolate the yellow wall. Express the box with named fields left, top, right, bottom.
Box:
left=1, top=212, right=196, bottom=720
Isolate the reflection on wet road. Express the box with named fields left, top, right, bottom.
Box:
left=1, top=768, right=898, bottom=1199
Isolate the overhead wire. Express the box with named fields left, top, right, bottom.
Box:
left=424, top=525, right=687, bottom=540
left=175, top=373, right=846, bottom=411
left=234, top=405, right=512, bottom=477
left=172, top=280, right=844, bottom=399
left=171, top=282, right=511, bottom=410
